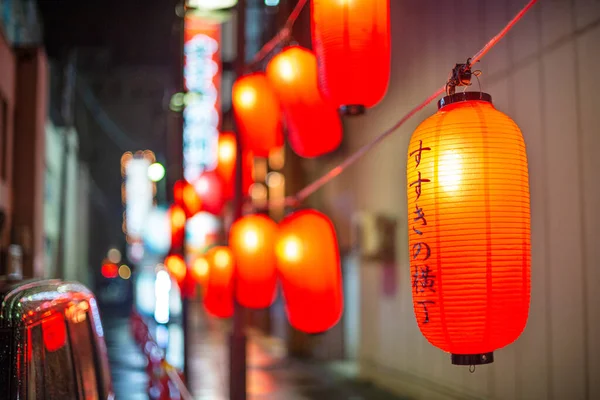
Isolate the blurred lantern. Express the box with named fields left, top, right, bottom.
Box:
left=42, top=314, right=67, bottom=352
left=169, top=204, right=186, bottom=249
left=193, top=170, right=225, bottom=215
left=216, top=132, right=236, bottom=198
left=174, top=180, right=202, bottom=218
left=311, top=0, right=391, bottom=114
left=101, top=263, right=119, bottom=279
left=203, top=246, right=234, bottom=318
left=232, top=73, right=283, bottom=157
left=190, top=255, right=210, bottom=286
left=266, top=46, right=342, bottom=158
left=276, top=209, right=343, bottom=333
left=164, top=254, right=187, bottom=285
left=229, top=214, right=278, bottom=309
left=216, top=132, right=254, bottom=199
left=406, top=92, right=531, bottom=365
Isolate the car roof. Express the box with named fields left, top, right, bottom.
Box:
left=0, top=279, right=94, bottom=328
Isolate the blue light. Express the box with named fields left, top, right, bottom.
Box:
left=265, top=0, right=279, bottom=6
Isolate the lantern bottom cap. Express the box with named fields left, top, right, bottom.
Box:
left=451, top=352, right=494, bottom=366
left=340, top=104, right=366, bottom=116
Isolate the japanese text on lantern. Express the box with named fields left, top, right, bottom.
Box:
left=409, top=140, right=435, bottom=324
left=183, top=16, right=222, bottom=182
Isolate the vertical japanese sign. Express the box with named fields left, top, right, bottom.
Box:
left=183, top=15, right=222, bottom=182
left=125, top=158, right=153, bottom=240
left=408, top=140, right=436, bottom=325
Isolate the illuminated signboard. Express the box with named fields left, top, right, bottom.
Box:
left=125, top=158, right=153, bottom=240
left=183, top=15, right=221, bottom=182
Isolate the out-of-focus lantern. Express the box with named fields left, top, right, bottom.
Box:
left=311, top=0, right=391, bottom=114
left=229, top=214, right=278, bottom=309
left=165, top=254, right=187, bottom=285
left=190, top=255, right=210, bottom=286
left=169, top=204, right=187, bottom=249
left=266, top=46, right=343, bottom=158
left=275, top=209, right=343, bottom=333
left=406, top=92, right=531, bottom=366
left=203, top=246, right=235, bottom=318
left=194, top=170, right=225, bottom=215
left=216, top=132, right=254, bottom=199
left=217, top=132, right=236, bottom=199
left=232, top=73, right=283, bottom=157
left=101, top=263, right=119, bottom=279
left=174, top=180, right=202, bottom=218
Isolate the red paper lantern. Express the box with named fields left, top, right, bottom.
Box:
left=174, top=180, right=202, bottom=218
left=266, top=46, right=343, bottom=158
left=216, top=132, right=254, bottom=200
left=203, top=247, right=234, bottom=318
left=169, top=204, right=186, bottom=249
left=190, top=255, right=210, bottom=286
left=101, top=263, right=119, bottom=279
left=165, top=254, right=187, bottom=285
left=275, top=209, right=343, bottom=333
left=232, top=73, right=283, bottom=157
left=406, top=92, right=531, bottom=365
left=229, top=214, right=278, bottom=309
left=311, top=0, right=391, bottom=114
left=194, top=170, right=225, bottom=215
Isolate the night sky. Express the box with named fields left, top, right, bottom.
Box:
left=37, top=0, right=178, bottom=65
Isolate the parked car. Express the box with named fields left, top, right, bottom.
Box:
left=0, top=278, right=114, bottom=399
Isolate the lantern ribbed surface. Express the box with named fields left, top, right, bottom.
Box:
left=311, top=0, right=390, bottom=111
left=229, top=214, right=278, bottom=309
left=276, top=209, right=343, bottom=334
left=266, top=46, right=342, bottom=158
left=406, top=93, right=531, bottom=359
left=232, top=73, right=283, bottom=157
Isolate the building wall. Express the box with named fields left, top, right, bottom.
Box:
left=13, top=47, right=47, bottom=277
left=0, top=30, right=16, bottom=248
left=317, top=1, right=600, bottom=399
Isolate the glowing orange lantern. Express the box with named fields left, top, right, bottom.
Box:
left=276, top=209, right=343, bottom=333
left=174, top=180, right=202, bottom=218
left=229, top=214, right=278, bottom=309
left=194, top=170, right=225, bottom=215
left=190, top=255, right=210, bottom=286
left=169, top=204, right=186, bottom=249
left=266, top=46, right=342, bottom=158
left=165, top=254, right=187, bottom=285
left=203, top=246, right=234, bottom=318
left=311, top=0, right=391, bottom=114
left=216, top=132, right=254, bottom=200
left=232, top=73, right=283, bottom=157
left=406, top=92, right=531, bottom=365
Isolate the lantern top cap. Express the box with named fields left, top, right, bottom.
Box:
left=438, top=92, right=492, bottom=110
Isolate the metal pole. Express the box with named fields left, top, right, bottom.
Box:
left=229, top=1, right=247, bottom=399
left=173, top=0, right=191, bottom=384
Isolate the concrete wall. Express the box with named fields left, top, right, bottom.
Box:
left=316, top=1, right=600, bottom=399
left=44, top=121, right=90, bottom=286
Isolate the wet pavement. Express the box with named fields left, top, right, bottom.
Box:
left=102, top=310, right=150, bottom=399
left=102, top=304, right=405, bottom=400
